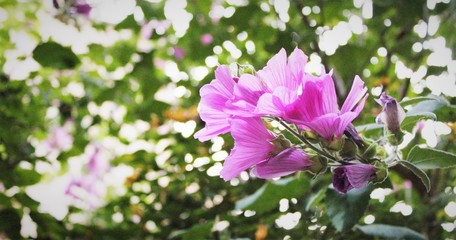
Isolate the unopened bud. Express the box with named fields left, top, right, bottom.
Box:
left=323, top=138, right=344, bottom=151
left=361, top=142, right=377, bottom=159
left=304, top=130, right=320, bottom=144
left=340, top=139, right=358, bottom=158
left=307, top=155, right=327, bottom=176
left=373, top=162, right=388, bottom=183
left=375, top=92, right=406, bottom=136
left=270, top=135, right=291, bottom=155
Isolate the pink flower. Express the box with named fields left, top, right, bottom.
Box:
left=194, top=66, right=236, bottom=141
left=45, top=126, right=73, bottom=151
left=220, top=117, right=312, bottom=181
left=332, top=164, right=376, bottom=193
left=250, top=48, right=368, bottom=140
left=254, top=48, right=308, bottom=117
left=200, top=33, right=214, bottom=45
left=87, top=144, right=110, bottom=176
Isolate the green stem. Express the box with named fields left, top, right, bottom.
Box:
left=275, top=118, right=336, bottom=161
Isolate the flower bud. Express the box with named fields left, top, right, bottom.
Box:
left=307, top=155, right=327, bottom=176
left=323, top=138, right=344, bottom=152
left=360, top=140, right=377, bottom=159
left=375, top=92, right=406, bottom=140
left=340, top=139, right=358, bottom=158
left=304, top=130, right=320, bottom=144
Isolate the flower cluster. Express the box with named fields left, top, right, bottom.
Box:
left=195, top=47, right=387, bottom=193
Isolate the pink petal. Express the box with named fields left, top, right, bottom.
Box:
left=220, top=118, right=275, bottom=181
left=253, top=148, right=312, bottom=179
left=255, top=86, right=298, bottom=117
left=288, top=47, right=308, bottom=84
left=340, top=75, right=368, bottom=113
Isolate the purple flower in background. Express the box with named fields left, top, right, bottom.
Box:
left=375, top=92, right=406, bottom=134
left=332, top=164, right=376, bottom=194
left=172, top=46, right=185, bottom=60
left=75, top=1, right=91, bottom=16
left=194, top=65, right=236, bottom=141
left=200, top=33, right=214, bottom=45
left=65, top=174, right=100, bottom=198
left=45, top=126, right=73, bottom=152
left=87, top=144, right=110, bottom=176
left=220, top=117, right=312, bottom=181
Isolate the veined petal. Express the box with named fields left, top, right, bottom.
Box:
left=341, top=75, right=368, bottom=113
left=220, top=118, right=275, bottom=181
left=288, top=47, right=308, bottom=84
left=257, top=48, right=289, bottom=91
left=255, top=86, right=298, bottom=117
left=194, top=93, right=231, bottom=141
left=305, top=113, right=341, bottom=140
left=253, top=148, right=312, bottom=179
left=213, top=65, right=235, bottom=98
left=320, top=73, right=339, bottom=114
left=345, top=164, right=376, bottom=188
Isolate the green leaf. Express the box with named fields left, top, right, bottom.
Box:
left=235, top=177, right=310, bottom=214
left=400, top=96, right=436, bottom=106
left=406, top=95, right=449, bottom=115
left=401, top=112, right=436, bottom=132
left=407, top=146, right=456, bottom=169
left=357, top=224, right=426, bottom=240
left=169, top=221, right=214, bottom=240
left=355, top=123, right=384, bottom=132
left=398, top=160, right=430, bottom=192
left=325, top=184, right=374, bottom=232
left=32, top=42, right=80, bottom=69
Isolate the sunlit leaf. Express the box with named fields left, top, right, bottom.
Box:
left=235, top=177, right=310, bottom=214
left=32, top=42, right=80, bottom=69
left=398, top=160, right=430, bottom=192
left=401, top=112, right=436, bottom=132
left=357, top=224, right=426, bottom=240
left=407, top=146, right=456, bottom=169
left=325, top=184, right=375, bottom=232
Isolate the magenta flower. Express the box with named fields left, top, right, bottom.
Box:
left=220, top=117, right=312, bottom=181
left=375, top=92, right=406, bottom=134
left=286, top=74, right=368, bottom=140
left=255, top=48, right=308, bottom=117
left=194, top=65, right=236, bottom=141
left=332, top=164, right=376, bottom=193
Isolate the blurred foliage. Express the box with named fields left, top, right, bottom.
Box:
left=0, top=0, right=455, bottom=239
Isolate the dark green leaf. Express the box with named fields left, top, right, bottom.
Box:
left=357, top=224, right=426, bottom=240
left=235, top=177, right=310, bottom=214
left=401, top=112, right=436, bottom=132
left=355, top=123, right=384, bottom=132
left=407, top=146, right=456, bottom=169
left=400, top=96, right=437, bottom=106
left=32, top=42, right=80, bottom=69
left=398, top=160, right=430, bottom=192
left=169, top=221, right=214, bottom=240
left=406, top=95, right=449, bottom=115
left=325, top=184, right=374, bottom=232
